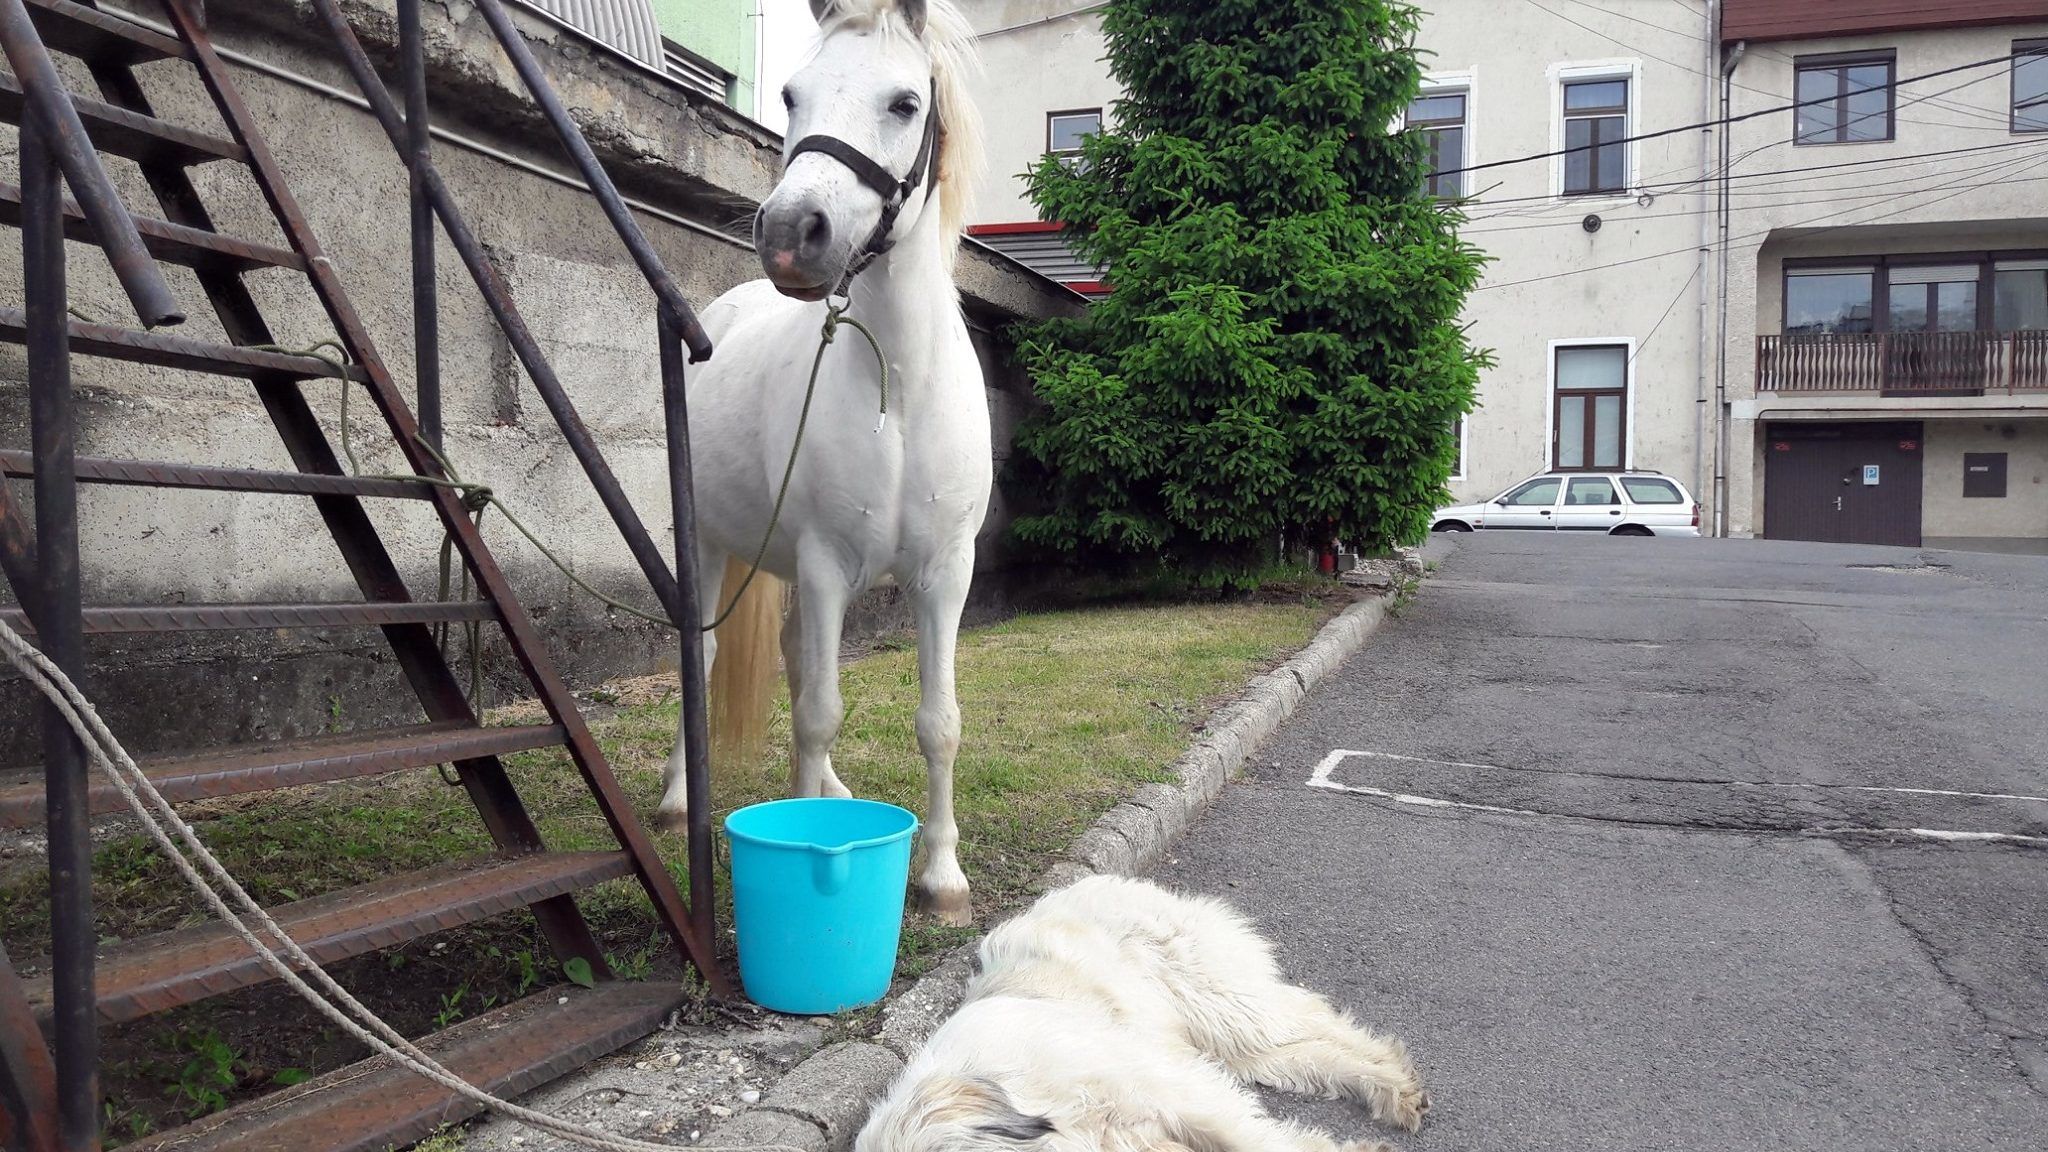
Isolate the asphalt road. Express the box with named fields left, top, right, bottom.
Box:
left=1157, top=533, right=2048, bottom=1152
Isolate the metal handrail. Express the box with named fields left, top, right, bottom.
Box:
left=0, top=0, right=182, bottom=328
left=308, top=0, right=720, bottom=962
left=1757, top=331, right=2048, bottom=395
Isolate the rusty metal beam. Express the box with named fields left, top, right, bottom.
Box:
left=0, top=449, right=434, bottom=499
left=0, top=307, right=363, bottom=380
left=0, top=722, right=569, bottom=830
left=23, top=852, right=635, bottom=1026
left=0, top=179, right=305, bottom=272
left=0, top=599, right=498, bottom=635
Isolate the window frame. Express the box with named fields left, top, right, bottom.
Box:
left=1407, top=86, right=1469, bottom=199
left=1045, top=107, right=1103, bottom=159
left=1793, top=50, right=1896, bottom=146
left=1779, top=251, right=2048, bottom=336
left=2014, top=39, right=2048, bottom=134
left=1502, top=477, right=1563, bottom=508
left=1547, top=339, right=1634, bottom=473
left=1565, top=477, right=1620, bottom=507
left=1560, top=75, right=1630, bottom=197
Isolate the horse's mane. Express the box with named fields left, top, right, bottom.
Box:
left=817, top=0, right=985, bottom=267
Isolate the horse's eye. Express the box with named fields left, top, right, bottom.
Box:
left=782, top=88, right=796, bottom=111
left=890, top=96, right=919, bottom=119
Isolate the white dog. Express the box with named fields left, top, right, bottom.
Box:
left=855, top=875, right=1429, bottom=1152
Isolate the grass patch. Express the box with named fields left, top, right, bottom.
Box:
left=1, top=599, right=1336, bottom=1138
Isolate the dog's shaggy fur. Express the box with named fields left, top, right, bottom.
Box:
left=856, top=876, right=1428, bottom=1152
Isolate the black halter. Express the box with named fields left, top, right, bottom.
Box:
left=785, top=80, right=941, bottom=293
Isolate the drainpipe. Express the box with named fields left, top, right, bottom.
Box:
left=1693, top=0, right=1719, bottom=521
left=1714, top=36, right=1747, bottom=537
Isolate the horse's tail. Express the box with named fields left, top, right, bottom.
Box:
left=709, top=555, right=784, bottom=773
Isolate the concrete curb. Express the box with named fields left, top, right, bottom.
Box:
left=691, top=593, right=1395, bottom=1151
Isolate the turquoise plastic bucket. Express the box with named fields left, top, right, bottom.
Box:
left=723, top=798, right=919, bottom=1015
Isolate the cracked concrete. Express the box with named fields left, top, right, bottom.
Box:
left=1159, top=533, right=2048, bottom=1151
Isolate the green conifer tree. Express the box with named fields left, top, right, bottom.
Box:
left=1007, top=0, right=1491, bottom=585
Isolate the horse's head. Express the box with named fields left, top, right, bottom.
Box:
left=757, top=0, right=979, bottom=300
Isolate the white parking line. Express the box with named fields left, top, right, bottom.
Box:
left=1306, top=749, right=2048, bottom=847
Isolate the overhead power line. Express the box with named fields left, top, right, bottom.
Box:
left=1431, top=49, right=2029, bottom=180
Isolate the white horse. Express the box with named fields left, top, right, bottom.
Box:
left=656, top=0, right=989, bottom=926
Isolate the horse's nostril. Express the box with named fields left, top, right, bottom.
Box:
left=798, top=210, right=832, bottom=257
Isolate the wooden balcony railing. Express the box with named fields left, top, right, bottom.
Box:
left=1756, top=331, right=2048, bottom=395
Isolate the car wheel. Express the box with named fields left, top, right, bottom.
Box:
left=1433, top=521, right=1473, bottom=533
left=1611, top=525, right=1654, bottom=537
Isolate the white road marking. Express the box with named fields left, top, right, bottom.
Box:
left=1306, top=749, right=2048, bottom=847
left=1317, top=748, right=2048, bottom=806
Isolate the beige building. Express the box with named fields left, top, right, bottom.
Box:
left=959, top=0, right=2048, bottom=550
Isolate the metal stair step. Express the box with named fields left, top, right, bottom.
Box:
left=24, top=0, right=188, bottom=66
left=0, top=179, right=304, bottom=272
left=24, top=852, right=636, bottom=1026
left=0, top=307, right=366, bottom=380
left=0, top=448, right=437, bottom=499
left=0, top=721, right=567, bottom=830
left=0, top=69, right=243, bottom=167
left=120, top=980, right=685, bottom=1152
left=0, top=599, right=496, bottom=636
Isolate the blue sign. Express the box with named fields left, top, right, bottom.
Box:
left=1862, top=465, right=1880, bottom=486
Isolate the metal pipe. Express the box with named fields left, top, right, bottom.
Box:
left=0, top=0, right=181, bottom=331
left=472, top=0, right=713, bottom=363
left=308, top=0, right=683, bottom=620
left=1693, top=0, right=1718, bottom=521
left=23, top=120, right=97, bottom=1152
left=657, top=305, right=717, bottom=968
left=1714, top=40, right=1747, bottom=538
left=399, top=0, right=440, bottom=448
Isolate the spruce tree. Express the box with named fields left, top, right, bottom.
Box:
left=1006, top=0, right=1491, bottom=586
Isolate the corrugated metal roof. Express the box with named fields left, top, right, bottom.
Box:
left=516, top=0, right=664, bottom=70
left=971, top=230, right=1102, bottom=286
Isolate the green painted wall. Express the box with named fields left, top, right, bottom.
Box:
left=649, top=0, right=755, bottom=113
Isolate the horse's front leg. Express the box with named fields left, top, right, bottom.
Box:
left=789, top=565, right=855, bottom=801
left=656, top=547, right=727, bottom=832
left=909, top=554, right=973, bottom=926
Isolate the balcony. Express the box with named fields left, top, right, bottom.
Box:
left=1756, top=331, right=2048, bottom=396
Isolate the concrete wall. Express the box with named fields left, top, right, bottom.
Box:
left=0, top=0, right=1080, bottom=759
left=649, top=0, right=756, bottom=113
left=959, top=0, right=1121, bottom=225
left=1922, top=420, right=2048, bottom=540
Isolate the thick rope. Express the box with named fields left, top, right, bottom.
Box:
left=300, top=302, right=890, bottom=640
left=0, top=614, right=806, bottom=1152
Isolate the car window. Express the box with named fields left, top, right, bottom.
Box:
left=1566, top=478, right=1618, bottom=505
left=1503, top=478, right=1562, bottom=506
left=1619, top=477, right=1684, bottom=504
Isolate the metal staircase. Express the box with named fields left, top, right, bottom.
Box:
left=0, top=1, right=728, bottom=1148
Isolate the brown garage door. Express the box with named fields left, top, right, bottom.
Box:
left=1763, top=422, right=1923, bottom=547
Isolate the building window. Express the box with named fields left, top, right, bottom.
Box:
left=1888, top=265, right=1981, bottom=333
left=1553, top=344, right=1627, bottom=471
left=1408, top=91, right=1466, bottom=198
left=1994, top=260, right=2048, bottom=331
left=1562, top=78, right=1628, bottom=196
left=1047, top=109, right=1101, bottom=167
left=2016, top=40, right=2048, bottom=133
left=1785, top=269, right=1876, bottom=334
left=1795, top=52, right=1894, bottom=144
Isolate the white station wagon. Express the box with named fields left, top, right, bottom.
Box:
left=1432, top=471, right=1701, bottom=536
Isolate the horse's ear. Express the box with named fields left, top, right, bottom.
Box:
left=896, top=0, right=928, bottom=36
left=808, top=0, right=835, bottom=26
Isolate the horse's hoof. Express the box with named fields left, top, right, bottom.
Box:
left=651, top=805, right=689, bottom=834
left=916, top=885, right=972, bottom=927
